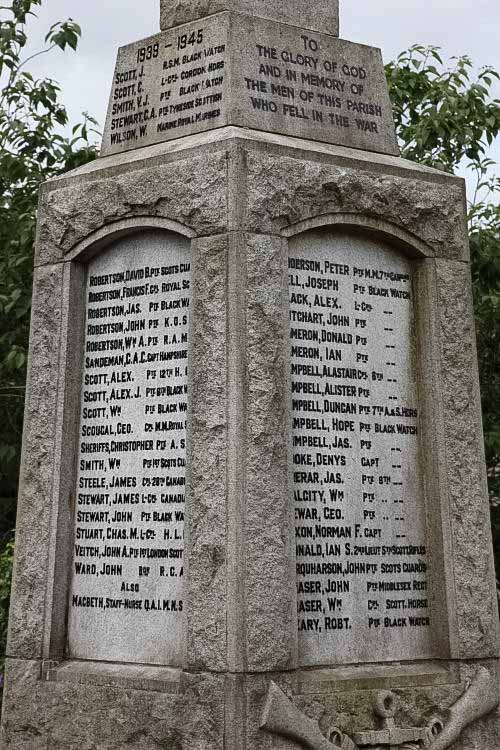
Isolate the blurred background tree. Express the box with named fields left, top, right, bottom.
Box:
left=385, top=46, right=500, bottom=580
left=0, top=0, right=98, bottom=699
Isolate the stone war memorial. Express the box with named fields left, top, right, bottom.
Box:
left=1, top=0, right=499, bottom=748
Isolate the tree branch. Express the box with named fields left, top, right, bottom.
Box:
left=17, top=44, right=56, bottom=73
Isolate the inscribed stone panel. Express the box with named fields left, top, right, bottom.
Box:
left=68, top=230, right=190, bottom=666
left=101, top=15, right=397, bottom=157
left=289, top=230, right=437, bottom=666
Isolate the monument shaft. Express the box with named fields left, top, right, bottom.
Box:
left=159, top=0, right=340, bottom=37
left=1, top=1, right=498, bottom=748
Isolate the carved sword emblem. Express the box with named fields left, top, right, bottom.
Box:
left=260, top=667, right=498, bottom=750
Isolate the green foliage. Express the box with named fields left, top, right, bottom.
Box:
left=0, top=0, right=99, bottom=526
left=386, top=45, right=500, bottom=171
left=386, top=46, right=500, bottom=577
left=0, top=538, right=14, bottom=699
left=0, top=1, right=98, bottom=694
left=470, top=197, right=500, bottom=488
left=45, top=19, right=81, bottom=52
left=471, top=191, right=500, bottom=575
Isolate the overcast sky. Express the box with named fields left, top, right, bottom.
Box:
left=14, top=0, right=500, bottom=192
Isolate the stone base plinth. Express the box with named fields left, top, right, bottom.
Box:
left=1, top=658, right=499, bottom=749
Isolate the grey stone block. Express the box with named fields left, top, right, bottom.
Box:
left=36, top=148, right=229, bottom=266
left=242, top=662, right=500, bottom=750
left=102, top=14, right=395, bottom=157
left=6, top=264, right=65, bottom=660
left=187, top=235, right=229, bottom=671
left=42, top=262, right=87, bottom=660
left=34, top=128, right=469, bottom=269
left=243, top=147, right=469, bottom=261
left=226, top=15, right=397, bottom=156
left=160, top=0, right=340, bottom=36
left=2, top=660, right=498, bottom=749
left=0, top=659, right=225, bottom=749
left=242, top=233, right=296, bottom=672
left=433, top=259, right=500, bottom=659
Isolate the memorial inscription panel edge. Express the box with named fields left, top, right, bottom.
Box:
left=285, top=226, right=452, bottom=668
left=66, top=228, right=192, bottom=668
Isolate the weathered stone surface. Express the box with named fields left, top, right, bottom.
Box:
left=434, top=259, right=500, bottom=658
left=160, top=0, right=340, bottom=36
left=244, top=150, right=469, bottom=261
left=7, top=264, right=64, bottom=660
left=4, top=125, right=498, bottom=750
left=35, top=150, right=228, bottom=266
left=101, top=13, right=399, bottom=156
left=243, top=663, right=500, bottom=750
left=227, top=16, right=397, bottom=157
left=102, top=15, right=395, bottom=158
left=0, top=659, right=225, bottom=749
left=43, top=263, right=86, bottom=660
left=35, top=132, right=469, bottom=270
left=101, top=15, right=229, bottom=157
left=289, top=231, right=438, bottom=667
left=243, top=233, right=296, bottom=672
left=4, top=660, right=497, bottom=750
left=187, top=236, right=229, bottom=671
left=68, top=232, right=190, bottom=667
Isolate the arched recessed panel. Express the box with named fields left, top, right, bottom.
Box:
left=68, top=230, right=190, bottom=667
left=289, top=229, right=437, bottom=666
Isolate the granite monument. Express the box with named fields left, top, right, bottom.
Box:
left=1, top=1, right=498, bottom=748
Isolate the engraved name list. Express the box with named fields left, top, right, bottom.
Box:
left=68, top=232, right=190, bottom=667
left=289, top=232, right=435, bottom=667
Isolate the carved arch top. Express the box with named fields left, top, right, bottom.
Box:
left=282, top=212, right=435, bottom=260
left=65, top=216, right=197, bottom=264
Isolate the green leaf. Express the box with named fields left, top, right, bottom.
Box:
left=45, top=19, right=81, bottom=52
left=386, top=46, right=500, bottom=580
left=0, top=8, right=100, bottom=630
